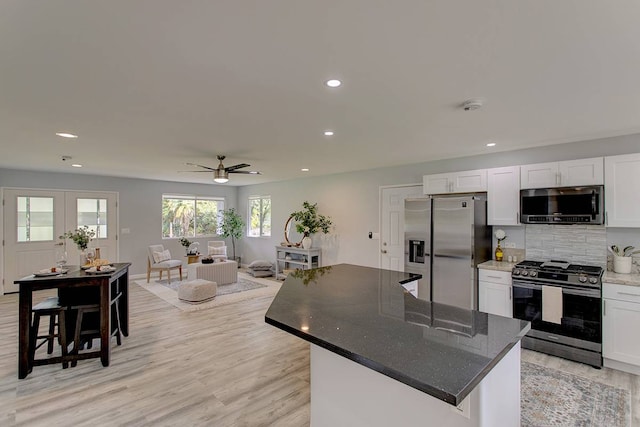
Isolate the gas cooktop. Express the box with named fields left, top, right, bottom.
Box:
left=514, top=260, right=603, bottom=275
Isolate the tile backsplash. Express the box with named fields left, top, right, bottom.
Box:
left=525, top=224, right=607, bottom=268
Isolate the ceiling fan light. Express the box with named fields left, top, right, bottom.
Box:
left=214, top=169, right=229, bottom=183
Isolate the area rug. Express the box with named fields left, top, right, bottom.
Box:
left=135, top=272, right=281, bottom=312
left=521, top=361, right=631, bottom=427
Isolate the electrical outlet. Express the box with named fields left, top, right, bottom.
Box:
left=505, top=242, right=516, bottom=248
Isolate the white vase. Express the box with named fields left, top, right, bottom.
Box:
left=302, top=236, right=312, bottom=249
left=613, top=256, right=632, bottom=274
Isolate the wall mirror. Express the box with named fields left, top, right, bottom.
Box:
left=284, top=215, right=304, bottom=247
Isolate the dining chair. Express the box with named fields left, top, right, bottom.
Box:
left=147, top=244, right=183, bottom=283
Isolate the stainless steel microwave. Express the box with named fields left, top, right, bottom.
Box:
left=520, top=186, right=604, bottom=224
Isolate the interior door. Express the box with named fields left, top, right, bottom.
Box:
left=380, top=185, right=423, bottom=271
left=3, top=189, right=66, bottom=293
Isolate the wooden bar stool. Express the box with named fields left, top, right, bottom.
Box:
left=30, top=296, right=69, bottom=369
left=69, top=303, right=100, bottom=367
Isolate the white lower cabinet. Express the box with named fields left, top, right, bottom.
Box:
left=602, top=282, right=640, bottom=375
left=478, top=269, right=512, bottom=317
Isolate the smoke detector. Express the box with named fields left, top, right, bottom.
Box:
left=61, top=155, right=72, bottom=161
left=462, top=99, right=483, bottom=111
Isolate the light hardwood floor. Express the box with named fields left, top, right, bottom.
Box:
left=1, top=283, right=638, bottom=426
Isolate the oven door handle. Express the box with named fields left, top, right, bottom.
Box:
left=512, top=281, right=600, bottom=298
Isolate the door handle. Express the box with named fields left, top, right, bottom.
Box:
left=381, top=250, right=387, bottom=254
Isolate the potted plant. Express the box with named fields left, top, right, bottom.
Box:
left=59, top=226, right=96, bottom=265
left=291, top=201, right=333, bottom=249
left=219, top=208, right=244, bottom=266
left=609, top=245, right=640, bottom=274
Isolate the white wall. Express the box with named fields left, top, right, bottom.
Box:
left=238, top=133, right=640, bottom=267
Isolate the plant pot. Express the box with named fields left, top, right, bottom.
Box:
left=613, top=256, right=632, bottom=274
left=302, top=236, right=312, bottom=249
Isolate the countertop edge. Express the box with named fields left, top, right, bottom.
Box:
left=477, top=260, right=517, bottom=272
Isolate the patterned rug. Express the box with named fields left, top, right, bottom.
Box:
left=135, top=272, right=281, bottom=312
left=521, top=361, right=631, bottom=426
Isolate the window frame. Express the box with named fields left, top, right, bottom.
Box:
left=161, top=194, right=225, bottom=239
left=247, top=195, right=271, bottom=238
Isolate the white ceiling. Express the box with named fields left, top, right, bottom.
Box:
left=2, top=1, right=640, bottom=186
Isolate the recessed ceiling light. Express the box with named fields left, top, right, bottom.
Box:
left=71, top=164, right=83, bottom=168
left=486, top=143, right=496, bottom=147
left=56, top=132, right=78, bottom=139
left=324, top=130, right=334, bottom=136
left=301, top=168, right=310, bottom=172
left=325, top=79, right=341, bottom=88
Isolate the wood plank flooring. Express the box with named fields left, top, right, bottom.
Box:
left=0, top=283, right=638, bottom=426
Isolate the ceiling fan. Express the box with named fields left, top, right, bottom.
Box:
left=183, top=155, right=261, bottom=183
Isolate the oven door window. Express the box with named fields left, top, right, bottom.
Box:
left=512, top=284, right=601, bottom=344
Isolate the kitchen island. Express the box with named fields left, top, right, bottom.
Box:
left=265, top=263, right=530, bottom=427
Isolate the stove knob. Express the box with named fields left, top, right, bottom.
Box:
left=588, top=277, right=598, bottom=284
left=521, top=270, right=529, bottom=276
left=579, top=276, right=588, bottom=283
left=529, top=271, right=537, bottom=277
left=512, top=269, right=520, bottom=276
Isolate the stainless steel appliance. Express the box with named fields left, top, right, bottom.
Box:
left=520, top=185, right=604, bottom=224
left=404, top=195, right=491, bottom=309
left=512, top=260, right=603, bottom=367
left=431, top=195, right=491, bottom=310
left=404, top=198, right=431, bottom=300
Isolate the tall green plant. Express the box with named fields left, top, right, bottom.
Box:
left=219, top=208, right=244, bottom=260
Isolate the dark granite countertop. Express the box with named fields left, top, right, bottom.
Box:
left=265, top=263, right=530, bottom=406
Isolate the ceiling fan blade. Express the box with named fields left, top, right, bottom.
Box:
left=177, top=170, right=212, bottom=173
left=225, top=163, right=250, bottom=172
left=229, top=170, right=262, bottom=175
left=186, top=162, right=218, bottom=171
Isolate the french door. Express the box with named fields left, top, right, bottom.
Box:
left=2, top=189, right=118, bottom=294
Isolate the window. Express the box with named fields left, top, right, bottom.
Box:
left=77, top=198, right=108, bottom=238
left=17, top=196, right=54, bottom=242
left=248, top=195, right=271, bottom=237
left=162, top=195, right=224, bottom=238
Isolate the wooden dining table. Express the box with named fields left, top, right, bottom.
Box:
left=14, top=262, right=131, bottom=379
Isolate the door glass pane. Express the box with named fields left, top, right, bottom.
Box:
left=77, top=198, right=108, bottom=238
left=16, top=196, right=54, bottom=242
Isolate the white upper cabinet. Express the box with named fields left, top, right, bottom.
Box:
left=424, top=169, right=487, bottom=195
left=605, top=153, right=640, bottom=227
left=520, top=157, right=603, bottom=189
left=487, top=166, right=520, bottom=226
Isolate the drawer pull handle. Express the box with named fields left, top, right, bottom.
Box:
left=617, top=292, right=640, bottom=297
left=487, top=275, right=502, bottom=279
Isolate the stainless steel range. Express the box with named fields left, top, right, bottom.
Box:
left=512, top=260, right=603, bottom=367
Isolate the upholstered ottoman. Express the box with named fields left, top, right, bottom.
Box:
left=177, top=279, right=217, bottom=304
left=187, top=260, right=238, bottom=285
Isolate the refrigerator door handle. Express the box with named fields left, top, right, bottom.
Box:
left=433, top=254, right=468, bottom=260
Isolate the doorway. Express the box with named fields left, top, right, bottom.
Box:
left=2, top=188, right=118, bottom=294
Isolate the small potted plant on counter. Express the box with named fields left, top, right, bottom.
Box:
left=609, top=245, right=640, bottom=274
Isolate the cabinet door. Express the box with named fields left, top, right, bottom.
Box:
left=423, top=173, right=451, bottom=195
left=487, top=166, right=520, bottom=225
left=559, top=157, right=603, bottom=186
left=452, top=169, right=487, bottom=193
left=478, top=281, right=512, bottom=317
left=603, top=298, right=640, bottom=366
left=605, top=153, right=640, bottom=227
left=520, top=162, right=558, bottom=189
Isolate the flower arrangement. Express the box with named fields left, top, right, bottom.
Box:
left=59, top=226, right=95, bottom=250
left=291, top=201, right=332, bottom=236
left=179, top=237, right=192, bottom=249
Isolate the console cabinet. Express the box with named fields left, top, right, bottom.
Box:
left=520, top=157, right=603, bottom=189
left=603, top=282, right=640, bottom=375
left=478, top=269, right=512, bottom=317
left=275, top=246, right=322, bottom=280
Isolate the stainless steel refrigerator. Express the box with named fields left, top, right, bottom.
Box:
left=404, top=194, right=490, bottom=310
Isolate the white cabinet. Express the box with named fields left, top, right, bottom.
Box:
left=520, top=157, right=603, bottom=189
left=487, top=166, right=520, bottom=226
left=602, top=282, right=640, bottom=375
left=423, top=169, right=487, bottom=195
left=478, top=269, right=512, bottom=317
left=275, top=246, right=322, bottom=280
left=605, top=153, right=640, bottom=227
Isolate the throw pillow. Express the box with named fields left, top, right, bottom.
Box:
left=153, top=249, right=171, bottom=263
left=208, top=246, right=227, bottom=256
left=248, top=260, right=273, bottom=271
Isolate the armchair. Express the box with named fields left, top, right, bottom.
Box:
left=207, top=241, right=228, bottom=262
left=147, top=244, right=183, bottom=283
